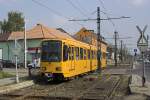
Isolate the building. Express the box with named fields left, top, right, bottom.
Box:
left=0, top=24, right=72, bottom=64
left=74, top=27, right=106, bottom=46
left=74, top=27, right=96, bottom=45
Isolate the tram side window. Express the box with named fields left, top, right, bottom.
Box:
left=93, top=51, right=95, bottom=59
left=80, top=48, right=83, bottom=60
left=94, top=51, right=96, bottom=59
left=88, top=50, right=90, bottom=59
left=72, top=47, right=74, bottom=60
left=75, top=47, right=79, bottom=60
left=63, top=45, right=68, bottom=61
left=69, top=47, right=71, bottom=60
left=91, top=51, right=94, bottom=59
left=84, top=49, right=87, bottom=60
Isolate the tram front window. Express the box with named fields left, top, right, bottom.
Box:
left=41, top=41, right=62, bottom=62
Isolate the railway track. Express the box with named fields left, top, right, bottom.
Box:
left=0, top=74, right=129, bottom=100
left=0, top=80, right=68, bottom=100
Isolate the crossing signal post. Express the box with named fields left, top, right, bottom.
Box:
left=137, top=25, right=148, bottom=87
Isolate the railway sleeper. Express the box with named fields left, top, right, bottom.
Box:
left=78, top=96, right=106, bottom=100
left=24, top=95, right=72, bottom=100
left=0, top=94, right=23, bottom=97
left=0, top=94, right=23, bottom=100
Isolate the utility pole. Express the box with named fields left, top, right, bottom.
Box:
left=114, top=31, right=118, bottom=67
left=69, top=7, right=130, bottom=71
left=120, top=40, right=123, bottom=62
left=97, top=7, right=101, bottom=71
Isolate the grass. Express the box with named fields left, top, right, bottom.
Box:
left=0, top=71, right=14, bottom=79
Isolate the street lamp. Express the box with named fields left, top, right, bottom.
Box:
left=15, top=39, right=19, bottom=83
left=24, top=18, right=27, bottom=69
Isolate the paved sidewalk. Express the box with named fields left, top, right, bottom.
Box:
left=0, top=80, right=34, bottom=94
left=0, top=68, right=39, bottom=86
left=102, top=68, right=129, bottom=75
left=0, top=77, right=16, bottom=86
left=129, top=75, right=150, bottom=98
left=124, top=94, right=147, bottom=100
left=0, top=68, right=28, bottom=86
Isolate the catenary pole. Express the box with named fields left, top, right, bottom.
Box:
left=120, top=40, right=123, bottom=62
left=97, top=7, right=101, bottom=72
left=114, top=31, right=118, bottom=67
left=68, top=7, right=130, bottom=71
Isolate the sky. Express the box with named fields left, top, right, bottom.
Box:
left=0, top=0, right=150, bottom=53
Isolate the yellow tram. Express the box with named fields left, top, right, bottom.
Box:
left=40, top=38, right=107, bottom=80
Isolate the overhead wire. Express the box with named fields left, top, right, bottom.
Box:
left=32, top=0, right=69, bottom=19
left=98, top=0, right=115, bottom=27
left=75, top=0, right=89, bottom=15
left=31, top=0, right=84, bottom=31
left=65, top=0, right=100, bottom=31
left=65, top=0, right=87, bottom=17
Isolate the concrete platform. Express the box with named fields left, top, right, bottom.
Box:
left=0, top=77, right=16, bottom=86
left=0, top=80, right=34, bottom=94
left=130, top=75, right=150, bottom=96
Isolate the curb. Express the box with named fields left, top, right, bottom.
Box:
left=0, top=80, right=34, bottom=94
left=129, top=75, right=150, bottom=96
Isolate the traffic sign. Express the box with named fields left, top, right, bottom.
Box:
left=137, top=35, right=148, bottom=46
left=134, top=49, right=137, bottom=52
left=11, top=39, right=22, bottom=56
left=137, top=25, right=148, bottom=52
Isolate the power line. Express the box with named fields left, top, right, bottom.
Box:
left=105, top=36, right=133, bottom=39
left=32, top=0, right=69, bottom=19
left=89, top=10, right=97, bottom=16
left=97, top=0, right=115, bottom=27
left=75, top=0, right=89, bottom=15
left=98, top=0, right=106, bottom=10
left=65, top=0, right=98, bottom=28
left=65, top=0, right=87, bottom=17
left=31, top=0, right=84, bottom=27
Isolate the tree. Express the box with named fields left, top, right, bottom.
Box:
left=0, top=11, right=25, bottom=34
left=1, top=19, right=9, bottom=33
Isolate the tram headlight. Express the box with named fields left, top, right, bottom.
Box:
left=56, top=67, right=61, bottom=71
left=41, top=67, right=46, bottom=71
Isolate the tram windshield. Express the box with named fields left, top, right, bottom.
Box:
left=41, top=40, right=62, bottom=62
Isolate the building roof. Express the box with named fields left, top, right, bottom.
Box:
left=74, top=27, right=107, bottom=45
left=0, top=33, right=10, bottom=42
left=5, top=24, right=73, bottom=41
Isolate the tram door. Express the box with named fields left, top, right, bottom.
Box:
left=84, top=49, right=87, bottom=69
left=69, top=47, right=75, bottom=71
left=71, top=47, right=75, bottom=70
left=88, top=49, right=92, bottom=71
